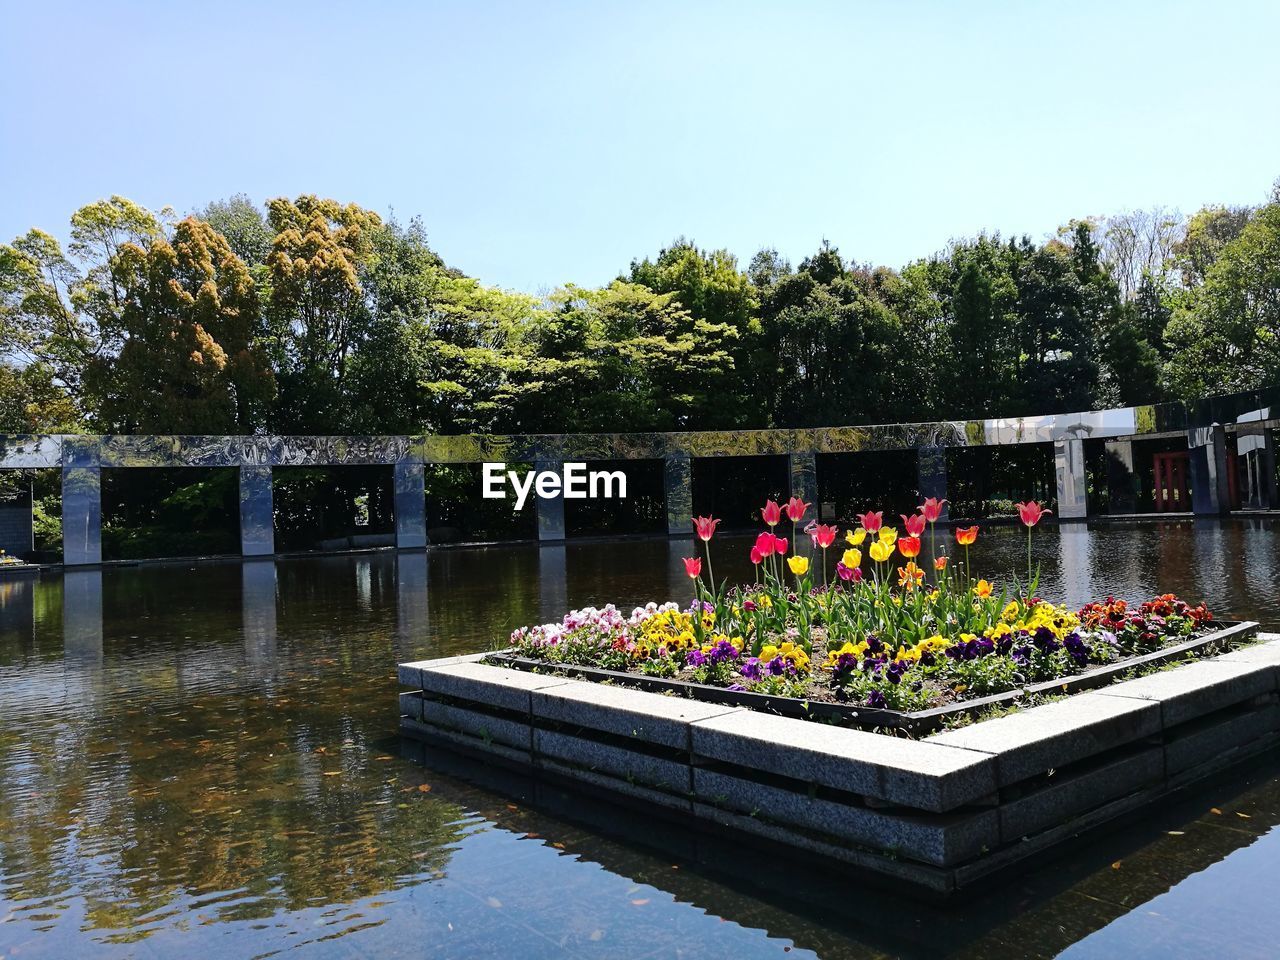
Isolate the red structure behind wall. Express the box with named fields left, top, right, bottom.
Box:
left=1154, top=450, right=1243, bottom=512
left=1153, top=452, right=1190, bottom=512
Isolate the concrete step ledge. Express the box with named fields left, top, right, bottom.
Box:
left=397, top=636, right=1280, bottom=893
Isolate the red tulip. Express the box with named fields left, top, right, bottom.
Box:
left=919, top=498, right=948, bottom=523
left=773, top=533, right=789, bottom=556
left=854, top=510, right=883, bottom=533
left=785, top=496, right=810, bottom=523
left=683, top=556, right=702, bottom=579
left=955, top=526, right=979, bottom=546
left=813, top=523, right=838, bottom=549
left=762, top=500, right=782, bottom=527
left=1015, top=501, right=1052, bottom=527
left=900, top=513, right=927, bottom=538
left=898, top=536, right=921, bottom=559
left=934, top=556, right=948, bottom=571
left=753, top=531, right=776, bottom=557
left=693, top=515, right=720, bottom=542
left=750, top=546, right=764, bottom=565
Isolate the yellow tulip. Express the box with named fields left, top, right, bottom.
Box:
left=787, top=555, right=810, bottom=576
left=878, top=527, right=898, bottom=546
left=973, top=579, right=993, bottom=599
left=846, top=528, right=867, bottom=546
left=868, top=541, right=893, bottom=563
left=842, top=548, right=862, bottom=568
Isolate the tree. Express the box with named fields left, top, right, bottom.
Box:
left=1098, top=207, right=1184, bottom=299
left=756, top=243, right=905, bottom=427
left=627, top=240, right=757, bottom=428
left=264, top=196, right=383, bottom=432
left=200, top=194, right=273, bottom=266
left=0, top=196, right=167, bottom=424
left=351, top=216, right=534, bottom=434
left=1164, top=199, right=1280, bottom=397
left=83, top=217, right=274, bottom=432
left=1173, top=204, right=1254, bottom=288
left=505, top=281, right=737, bottom=433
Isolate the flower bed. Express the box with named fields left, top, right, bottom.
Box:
left=502, top=497, right=1243, bottom=731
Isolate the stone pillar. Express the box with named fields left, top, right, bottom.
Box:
left=1054, top=437, right=1088, bottom=520
left=664, top=454, right=693, bottom=536
left=789, top=451, right=818, bottom=507
left=916, top=446, right=949, bottom=520
left=61, top=437, right=101, bottom=566
left=1189, top=425, right=1230, bottom=516
left=535, top=459, right=566, bottom=542
left=394, top=459, right=427, bottom=549
left=239, top=465, right=275, bottom=557
left=1236, top=427, right=1277, bottom=510
left=1266, top=428, right=1279, bottom=509
left=1104, top=440, right=1137, bottom=515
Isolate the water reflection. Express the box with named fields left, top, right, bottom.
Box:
left=0, top=520, right=1279, bottom=958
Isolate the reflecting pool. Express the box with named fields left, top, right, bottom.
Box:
left=2, top=518, right=1280, bottom=958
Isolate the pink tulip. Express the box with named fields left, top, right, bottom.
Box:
left=854, top=510, right=883, bottom=533
left=683, top=557, right=702, bottom=578
left=1015, top=501, right=1052, bottom=527
left=785, top=496, right=810, bottom=523
left=900, top=513, right=926, bottom=538
left=753, top=531, right=776, bottom=558
left=919, top=497, right=948, bottom=523
left=692, top=516, right=720, bottom=542
left=813, top=523, right=838, bottom=549
left=762, top=500, right=782, bottom=527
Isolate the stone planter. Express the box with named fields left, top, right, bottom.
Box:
left=398, top=625, right=1280, bottom=896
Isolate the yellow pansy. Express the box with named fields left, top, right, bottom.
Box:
left=787, top=555, right=810, bottom=576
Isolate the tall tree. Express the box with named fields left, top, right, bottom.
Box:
left=200, top=194, right=273, bottom=267
left=84, top=217, right=274, bottom=432
left=1164, top=197, right=1280, bottom=397
left=264, top=196, right=382, bottom=432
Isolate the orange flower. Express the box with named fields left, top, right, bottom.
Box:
left=973, top=579, right=993, bottom=598
left=897, top=561, right=925, bottom=590
left=897, top=535, right=921, bottom=559
left=934, top=556, right=948, bottom=571
left=955, top=526, right=979, bottom=546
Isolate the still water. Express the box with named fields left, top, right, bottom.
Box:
left=2, top=519, right=1280, bottom=959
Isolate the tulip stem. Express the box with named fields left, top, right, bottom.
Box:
left=703, top=540, right=715, bottom=598
left=1026, top=526, right=1033, bottom=593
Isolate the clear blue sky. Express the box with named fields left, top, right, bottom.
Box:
left=3, top=0, right=1278, bottom=293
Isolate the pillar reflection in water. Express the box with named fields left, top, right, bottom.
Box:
left=241, top=559, right=278, bottom=670
left=62, top=568, right=103, bottom=664
left=1056, top=523, right=1094, bottom=609
left=667, top=536, right=697, bottom=603
left=0, top=576, right=35, bottom=647
left=538, top=544, right=568, bottom=623
left=396, top=551, right=429, bottom=658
